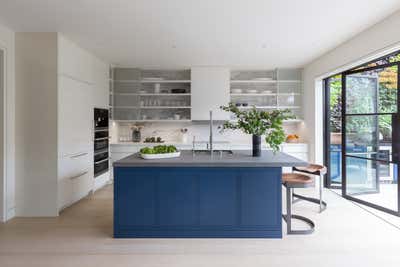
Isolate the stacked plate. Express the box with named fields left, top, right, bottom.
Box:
left=253, top=77, right=273, bottom=81
left=231, top=89, right=243, bottom=94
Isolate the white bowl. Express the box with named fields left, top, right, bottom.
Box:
left=140, top=151, right=181, bottom=159
left=247, top=89, right=258, bottom=94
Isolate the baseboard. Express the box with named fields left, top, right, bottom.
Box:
left=93, top=171, right=111, bottom=192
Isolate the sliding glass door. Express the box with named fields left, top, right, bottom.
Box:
left=342, top=63, right=400, bottom=215
left=324, top=76, right=343, bottom=188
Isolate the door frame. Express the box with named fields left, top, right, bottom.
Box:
left=0, top=44, right=6, bottom=222
left=323, top=77, right=342, bottom=189
left=341, top=62, right=400, bottom=216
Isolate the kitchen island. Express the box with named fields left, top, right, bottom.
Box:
left=113, top=150, right=307, bottom=238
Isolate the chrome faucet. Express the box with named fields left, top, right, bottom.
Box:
left=209, top=110, right=213, bottom=155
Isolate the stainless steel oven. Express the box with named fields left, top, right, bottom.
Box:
left=94, top=108, right=109, bottom=177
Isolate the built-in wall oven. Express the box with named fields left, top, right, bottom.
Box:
left=94, top=108, right=109, bottom=177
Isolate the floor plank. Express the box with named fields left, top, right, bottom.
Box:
left=0, top=185, right=399, bottom=267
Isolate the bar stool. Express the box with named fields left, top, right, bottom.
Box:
left=282, top=173, right=315, bottom=235
left=292, top=164, right=327, bottom=213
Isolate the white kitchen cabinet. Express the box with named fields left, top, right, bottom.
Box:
left=71, top=170, right=92, bottom=204
left=15, top=33, right=109, bottom=216
left=58, top=152, right=93, bottom=210
left=191, top=67, right=230, bottom=120
left=281, top=143, right=308, bottom=161
left=58, top=35, right=93, bottom=83
left=58, top=76, right=93, bottom=157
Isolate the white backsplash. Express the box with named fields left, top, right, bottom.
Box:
left=111, top=121, right=305, bottom=145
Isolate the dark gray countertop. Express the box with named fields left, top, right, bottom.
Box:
left=113, top=150, right=308, bottom=168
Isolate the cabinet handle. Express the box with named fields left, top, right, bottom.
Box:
left=70, top=152, right=88, bottom=159
left=69, top=171, right=88, bottom=180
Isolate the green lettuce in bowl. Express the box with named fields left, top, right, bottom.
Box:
left=140, top=145, right=178, bottom=154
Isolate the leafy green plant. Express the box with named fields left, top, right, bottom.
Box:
left=220, top=103, right=294, bottom=152
left=140, top=145, right=178, bottom=154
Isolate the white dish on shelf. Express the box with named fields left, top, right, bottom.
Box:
left=262, top=90, right=273, bottom=94
left=253, top=77, right=272, bottom=81
left=247, top=89, right=258, bottom=94
left=231, top=89, right=243, bottom=94
left=140, top=151, right=181, bottom=160
left=139, top=90, right=147, bottom=94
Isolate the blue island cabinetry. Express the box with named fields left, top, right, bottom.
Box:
left=114, top=167, right=282, bottom=238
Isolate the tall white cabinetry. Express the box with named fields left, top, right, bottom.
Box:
left=15, top=33, right=109, bottom=216
left=191, top=67, right=230, bottom=120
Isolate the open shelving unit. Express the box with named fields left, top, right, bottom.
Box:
left=110, top=69, right=192, bottom=122
left=229, top=69, right=303, bottom=121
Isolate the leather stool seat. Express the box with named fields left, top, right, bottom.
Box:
left=282, top=173, right=314, bottom=188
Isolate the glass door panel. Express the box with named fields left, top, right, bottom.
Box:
left=346, top=115, right=392, bottom=161
left=343, top=65, right=399, bottom=215
left=346, top=66, right=398, bottom=114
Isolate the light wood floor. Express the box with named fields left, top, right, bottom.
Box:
left=1, top=185, right=400, bottom=267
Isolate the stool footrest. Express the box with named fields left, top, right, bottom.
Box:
left=293, top=193, right=327, bottom=212
left=282, top=214, right=315, bottom=235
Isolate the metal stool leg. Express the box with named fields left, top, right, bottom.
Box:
left=319, top=174, right=323, bottom=213
left=282, top=186, right=315, bottom=235
left=286, top=186, right=292, bottom=233
left=292, top=174, right=327, bottom=213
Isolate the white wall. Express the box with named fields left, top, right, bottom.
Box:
left=303, top=10, right=400, bottom=164
left=15, top=33, right=59, bottom=216
left=0, top=23, right=15, bottom=222
left=0, top=47, right=3, bottom=220
left=113, top=121, right=302, bottom=146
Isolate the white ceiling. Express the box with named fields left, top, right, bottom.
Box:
left=0, top=0, right=399, bottom=68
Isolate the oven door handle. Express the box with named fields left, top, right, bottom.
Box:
left=94, top=158, right=110, bottom=164
left=94, top=137, right=111, bottom=141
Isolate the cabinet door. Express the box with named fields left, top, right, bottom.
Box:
left=58, top=35, right=93, bottom=83
left=58, top=176, right=72, bottom=211
left=58, top=76, right=93, bottom=157
left=191, top=67, right=230, bottom=120
left=240, top=168, right=281, bottom=227
left=199, top=169, right=238, bottom=226
left=71, top=170, right=92, bottom=203
left=158, top=169, right=197, bottom=226
left=58, top=152, right=92, bottom=211
left=114, top=168, right=157, bottom=226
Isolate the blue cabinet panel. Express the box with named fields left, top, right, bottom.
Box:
left=158, top=169, right=198, bottom=226
left=240, top=168, right=281, bottom=227
left=199, top=169, right=238, bottom=226
left=114, top=168, right=157, bottom=226
left=114, top=166, right=282, bottom=238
